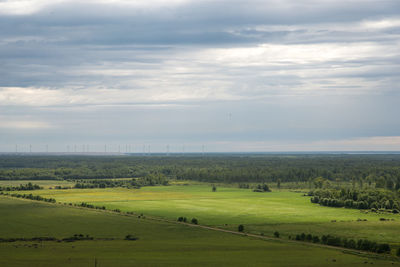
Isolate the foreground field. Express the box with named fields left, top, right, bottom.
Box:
left=24, top=184, right=400, bottom=245
left=2, top=196, right=397, bottom=266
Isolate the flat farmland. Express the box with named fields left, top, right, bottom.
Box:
left=25, top=185, right=400, bottom=244
left=2, top=196, right=395, bottom=267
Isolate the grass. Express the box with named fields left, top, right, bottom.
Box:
left=23, top=184, right=400, bottom=245
left=2, top=196, right=397, bottom=266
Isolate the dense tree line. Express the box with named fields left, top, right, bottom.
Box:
left=0, top=182, right=41, bottom=191
left=292, top=233, right=391, bottom=254
left=309, top=188, right=400, bottom=211
left=73, top=174, right=169, bottom=189
left=78, top=202, right=106, bottom=210
left=1, top=155, right=400, bottom=186
left=0, top=192, right=56, bottom=203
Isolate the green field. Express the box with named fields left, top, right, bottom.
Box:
left=18, top=184, right=400, bottom=245
left=2, top=196, right=397, bottom=266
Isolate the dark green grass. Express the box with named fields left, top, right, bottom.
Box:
left=1, top=197, right=398, bottom=266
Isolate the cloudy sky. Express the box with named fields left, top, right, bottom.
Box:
left=1, top=0, right=400, bottom=152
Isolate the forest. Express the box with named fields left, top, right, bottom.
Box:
left=309, top=188, right=400, bottom=211
left=0, top=154, right=400, bottom=187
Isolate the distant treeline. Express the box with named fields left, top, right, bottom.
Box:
left=1, top=155, right=400, bottom=186
left=0, top=182, right=41, bottom=191
left=309, top=188, right=400, bottom=211
left=291, top=233, right=391, bottom=254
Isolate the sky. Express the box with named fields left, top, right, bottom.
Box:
left=0, top=0, right=400, bottom=152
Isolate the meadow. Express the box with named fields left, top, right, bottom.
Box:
left=20, top=184, right=400, bottom=245
left=2, top=196, right=396, bottom=266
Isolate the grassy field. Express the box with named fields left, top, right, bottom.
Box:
left=2, top=196, right=397, bottom=266
left=21, top=184, right=400, bottom=245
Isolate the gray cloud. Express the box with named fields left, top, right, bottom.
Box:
left=0, top=0, right=399, bottom=151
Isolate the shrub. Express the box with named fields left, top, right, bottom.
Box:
left=125, top=235, right=138, bottom=241
left=238, top=225, right=244, bottom=232
left=312, top=236, right=320, bottom=243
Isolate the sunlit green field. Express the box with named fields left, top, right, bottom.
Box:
left=2, top=196, right=396, bottom=267
left=24, top=185, right=400, bottom=244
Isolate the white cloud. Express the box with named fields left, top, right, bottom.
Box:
left=0, top=0, right=190, bottom=15
left=0, top=0, right=64, bottom=15
left=0, top=119, right=52, bottom=129
left=362, top=18, right=400, bottom=30
left=206, top=42, right=396, bottom=66
left=0, top=86, right=237, bottom=107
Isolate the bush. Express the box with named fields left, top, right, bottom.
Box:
left=191, top=218, right=198, bottom=224
left=125, top=235, right=138, bottom=241
left=274, top=231, right=280, bottom=238
left=238, top=224, right=244, bottom=232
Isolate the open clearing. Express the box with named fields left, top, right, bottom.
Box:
left=22, top=184, right=400, bottom=245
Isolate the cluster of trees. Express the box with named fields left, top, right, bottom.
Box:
left=62, top=234, right=94, bottom=242
left=292, top=233, right=391, bottom=254
left=309, top=188, right=400, bottom=211
left=77, top=202, right=106, bottom=210
left=177, top=217, right=188, bottom=222
left=0, top=235, right=95, bottom=243
left=67, top=201, right=124, bottom=214
left=253, top=184, right=271, bottom=192
left=2, top=155, right=400, bottom=187
left=74, top=179, right=128, bottom=189
left=54, top=186, right=71, bottom=189
left=0, top=182, right=41, bottom=191
left=177, top=217, right=198, bottom=224
left=1, top=192, right=56, bottom=203
left=73, top=175, right=169, bottom=189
